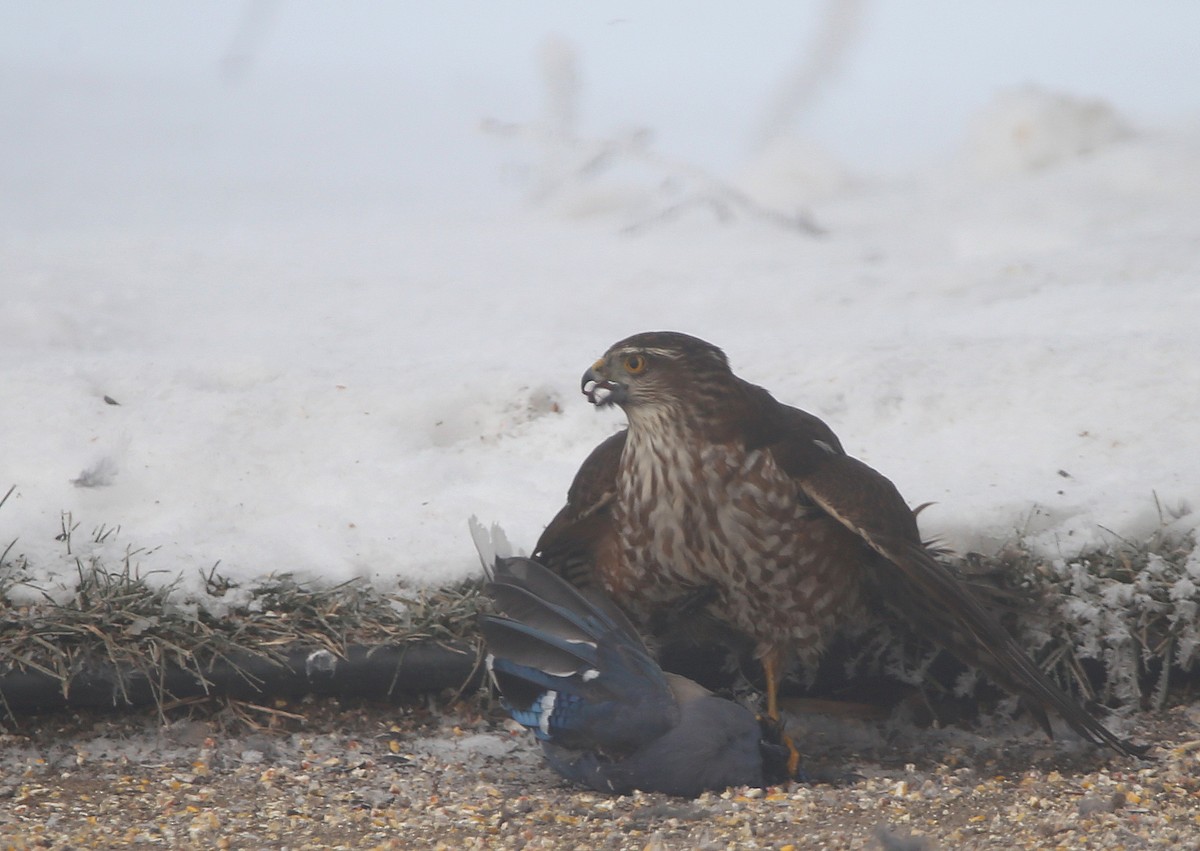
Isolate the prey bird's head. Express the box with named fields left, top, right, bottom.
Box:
left=581, top=331, right=733, bottom=417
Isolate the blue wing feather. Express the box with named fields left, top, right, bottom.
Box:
left=480, top=557, right=782, bottom=795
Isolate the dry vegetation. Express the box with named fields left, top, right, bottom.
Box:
left=2, top=496, right=1198, bottom=725
left=2, top=493, right=1199, bottom=848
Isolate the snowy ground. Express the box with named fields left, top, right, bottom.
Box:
left=2, top=4, right=1198, bottom=605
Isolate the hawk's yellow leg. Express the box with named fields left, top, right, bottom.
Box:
left=762, top=649, right=802, bottom=778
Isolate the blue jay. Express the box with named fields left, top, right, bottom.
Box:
left=479, top=556, right=792, bottom=797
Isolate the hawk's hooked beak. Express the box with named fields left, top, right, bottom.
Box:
left=582, top=360, right=626, bottom=407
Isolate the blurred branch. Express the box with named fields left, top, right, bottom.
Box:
left=483, top=36, right=823, bottom=237
left=220, top=0, right=281, bottom=85
left=754, top=0, right=868, bottom=152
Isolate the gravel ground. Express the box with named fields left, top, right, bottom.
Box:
left=2, top=696, right=1198, bottom=850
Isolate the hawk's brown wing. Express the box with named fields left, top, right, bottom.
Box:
left=776, top=440, right=1146, bottom=757
left=535, top=430, right=626, bottom=593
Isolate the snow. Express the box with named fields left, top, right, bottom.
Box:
left=2, top=4, right=1198, bottom=605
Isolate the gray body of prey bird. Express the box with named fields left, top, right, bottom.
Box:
left=479, top=556, right=793, bottom=797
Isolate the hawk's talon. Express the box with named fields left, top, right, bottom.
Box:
left=785, top=732, right=803, bottom=779
left=756, top=712, right=809, bottom=784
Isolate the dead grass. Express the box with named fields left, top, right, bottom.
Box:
left=1, top=492, right=1196, bottom=725
left=0, top=506, right=486, bottom=721
left=1002, top=522, right=1199, bottom=709
left=831, top=518, right=1198, bottom=716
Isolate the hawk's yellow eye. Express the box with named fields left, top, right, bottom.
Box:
left=624, top=354, right=646, bottom=374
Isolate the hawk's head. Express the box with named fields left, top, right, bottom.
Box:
left=582, top=332, right=732, bottom=417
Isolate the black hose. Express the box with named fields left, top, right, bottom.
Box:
left=0, top=641, right=482, bottom=719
